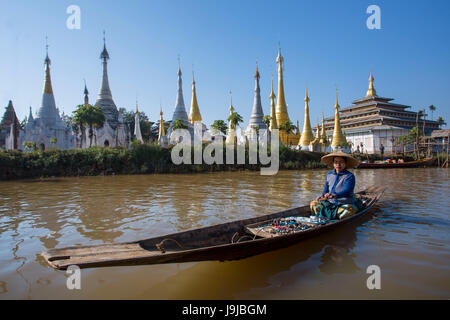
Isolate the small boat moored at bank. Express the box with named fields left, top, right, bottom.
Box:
left=357, top=157, right=433, bottom=169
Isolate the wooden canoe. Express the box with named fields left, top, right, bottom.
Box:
left=357, top=157, right=433, bottom=169
left=41, top=186, right=386, bottom=270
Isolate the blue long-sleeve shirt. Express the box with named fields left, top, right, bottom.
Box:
left=321, top=169, right=356, bottom=204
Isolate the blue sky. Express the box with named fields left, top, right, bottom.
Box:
left=1, top=0, right=449, bottom=128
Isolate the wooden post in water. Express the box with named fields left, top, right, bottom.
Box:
left=446, top=133, right=449, bottom=168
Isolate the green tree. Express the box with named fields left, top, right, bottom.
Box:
left=437, top=116, right=446, bottom=128
left=211, top=120, right=228, bottom=135
left=429, top=105, right=436, bottom=121
left=50, top=137, right=57, bottom=145
left=73, top=104, right=106, bottom=147
left=279, top=120, right=295, bottom=146
left=119, top=108, right=155, bottom=142
left=23, top=141, right=37, bottom=152
left=262, top=115, right=271, bottom=128
left=172, top=119, right=188, bottom=130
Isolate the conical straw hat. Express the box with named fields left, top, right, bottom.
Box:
left=321, top=151, right=360, bottom=168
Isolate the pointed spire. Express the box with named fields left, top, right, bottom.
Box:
left=331, top=89, right=346, bottom=147
left=83, top=79, right=89, bottom=105
left=158, top=107, right=166, bottom=142
left=171, top=59, right=189, bottom=123
left=43, top=37, right=53, bottom=95
left=247, top=62, right=267, bottom=133
left=44, top=36, right=51, bottom=66
left=269, top=73, right=278, bottom=130
left=135, top=95, right=139, bottom=113
left=38, top=41, right=58, bottom=125
left=97, top=31, right=114, bottom=104
left=229, top=90, right=234, bottom=114
left=275, top=42, right=290, bottom=128
left=28, top=106, right=34, bottom=121
left=365, top=70, right=377, bottom=97
left=299, top=84, right=314, bottom=147
left=1, top=100, right=18, bottom=127
left=188, top=71, right=202, bottom=123
left=100, top=30, right=110, bottom=61
left=320, top=113, right=328, bottom=145
left=254, top=61, right=260, bottom=79
left=225, top=90, right=237, bottom=145
left=134, top=100, right=143, bottom=143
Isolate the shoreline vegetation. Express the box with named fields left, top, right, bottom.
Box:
left=0, top=144, right=444, bottom=181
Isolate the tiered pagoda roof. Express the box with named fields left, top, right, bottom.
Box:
left=323, top=72, right=440, bottom=134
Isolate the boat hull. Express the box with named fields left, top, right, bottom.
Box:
left=41, top=186, right=386, bottom=270
left=357, top=158, right=433, bottom=169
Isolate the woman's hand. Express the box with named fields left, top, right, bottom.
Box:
left=316, top=193, right=329, bottom=201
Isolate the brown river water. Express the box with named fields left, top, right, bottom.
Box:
left=0, top=168, right=449, bottom=299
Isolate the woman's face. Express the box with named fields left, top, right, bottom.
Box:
left=333, top=157, right=346, bottom=172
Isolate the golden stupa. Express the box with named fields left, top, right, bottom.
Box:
left=331, top=90, right=347, bottom=148
left=298, top=86, right=314, bottom=147
left=275, top=43, right=299, bottom=145
left=188, top=72, right=202, bottom=123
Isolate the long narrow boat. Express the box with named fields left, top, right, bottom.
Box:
left=357, top=157, right=433, bottom=169
left=41, top=186, right=386, bottom=270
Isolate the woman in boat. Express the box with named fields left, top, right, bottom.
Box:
left=310, top=151, right=360, bottom=220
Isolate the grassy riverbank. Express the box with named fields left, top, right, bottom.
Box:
left=0, top=144, right=327, bottom=180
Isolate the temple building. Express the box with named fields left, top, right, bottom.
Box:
left=245, top=64, right=267, bottom=140
left=18, top=47, right=75, bottom=151
left=0, top=100, right=21, bottom=150
left=82, top=34, right=129, bottom=148
left=275, top=44, right=300, bottom=145
left=323, top=72, right=440, bottom=154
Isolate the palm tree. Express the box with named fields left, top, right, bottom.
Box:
left=390, top=136, right=396, bottom=155
left=437, top=116, right=446, bottom=128
left=227, top=112, right=243, bottom=130
left=211, top=120, right=228, bottom=135
left=429, top=105, right=436, bottom=121
left=279, top=120, right=295, bottom=146
left=73, top=104, right=106, bottom=147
